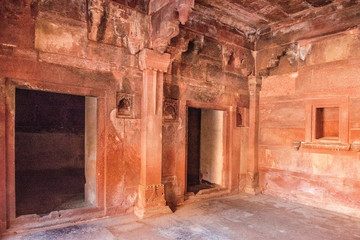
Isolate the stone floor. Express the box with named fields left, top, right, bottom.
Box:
left=3, top=194, right=360, bottom=240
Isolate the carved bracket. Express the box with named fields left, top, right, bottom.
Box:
left=149, top=0, right=194, bottom=53
left=87, top=0, right=194, bottom=55
left=222, top=45, right=254, bottom=76
left=166, top=30, right=199, bottom=62
left=87, top=0, right=148, bottom=55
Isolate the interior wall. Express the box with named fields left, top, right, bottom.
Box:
left=200, top=109, right=224, bottom=185
left=257, top=28, right=360, bottom=217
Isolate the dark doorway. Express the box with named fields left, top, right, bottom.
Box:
left=15, top=89, right=88, bottom=216
left=187, top=107, right=201, bottom=188
left=187, top=107, right=224, bottom=194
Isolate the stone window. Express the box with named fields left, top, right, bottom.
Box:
left=314, top=107, right=339, bottom=140
left=305, top=97, right=349, bottom=144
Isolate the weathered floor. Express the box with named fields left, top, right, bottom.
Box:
left=3, top=194, right=360, bottom=240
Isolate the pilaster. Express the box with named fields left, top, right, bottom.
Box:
left=135, top=49, right=172, bottom=218
left=245, top=76, right=262, bottom=195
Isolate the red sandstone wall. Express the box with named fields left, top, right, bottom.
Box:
left=0, top=0, right=143, bottom=222
left=0, top=0, right=251, bottom=225
left=257, top=28, right=360, bottom=217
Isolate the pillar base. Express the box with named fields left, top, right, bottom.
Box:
left=244, top=172, right=262, bottom=195
left=244, top=186, right=262, bottom=195
left=135, top=184, right=172, bottom=219
left=134, top=205, right=172, bottom=219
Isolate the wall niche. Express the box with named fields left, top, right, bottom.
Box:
left=236, top=107, right=249, bottom=127
left=116, top=92, right=134, bottom=118
left=163, top=99, right=179, bottom=122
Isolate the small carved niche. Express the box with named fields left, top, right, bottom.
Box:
left=163, top=99, right=179, bottom=122
left=228, top=52, right=235, bottom=67
left=236, top=107, right=249, bottom=127
left=116, top=92, right=133, bottom=118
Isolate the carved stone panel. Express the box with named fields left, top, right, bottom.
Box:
left=87, top=0, right=148, bottom=55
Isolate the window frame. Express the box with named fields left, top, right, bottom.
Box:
left=305, top=97, right=349, bottom=144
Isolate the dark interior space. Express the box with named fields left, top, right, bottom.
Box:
left=15, top=89, right=87, bottom=216
left=187, top=107, right=213, bottom=194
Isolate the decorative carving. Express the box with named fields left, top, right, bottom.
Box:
left=177, top=0, right=194, bottom=25
left=149, top=0, right=194, bottom=53
left=151, top=20, right=180, bottom=53
left=116, top=92, right=134, bottom=118
left=87, top=0, right=148, bottom=54
left=248, top=76, right=262, bottom=95
left=222, top=45, right=254, bottom=76
left=167, top=30, right=200, bottom=62
left=138, top=184, right=166, bottom=208
left=163, top=99, right=179, bottom=122
left=87, top=0, right=194, bottom=54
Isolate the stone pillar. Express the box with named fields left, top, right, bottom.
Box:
left=245, top=76, right=262, bottom=195
left=0, top=78, right=6, bottom=232
left=134, top=49, right=172, bottom=218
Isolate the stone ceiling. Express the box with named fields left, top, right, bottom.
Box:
left=109, top=0, right=360, bottom=43
left=193, top=0, right=360, bottom=36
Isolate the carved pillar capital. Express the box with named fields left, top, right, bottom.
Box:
left=248, top=76, right=262, bottom=95
left=139, top=49, right=171, bottom=72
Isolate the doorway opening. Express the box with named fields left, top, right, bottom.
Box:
left=187, top=107, right=224, bottom=194
left=15, top=89, right=97, bottom=216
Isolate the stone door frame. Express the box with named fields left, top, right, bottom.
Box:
left=1, top=78, right=106, bottom=230
left=184, top=100, right=232, bottom=194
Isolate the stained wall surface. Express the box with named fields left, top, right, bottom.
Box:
left=257, top=28, right=360, bottom=217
